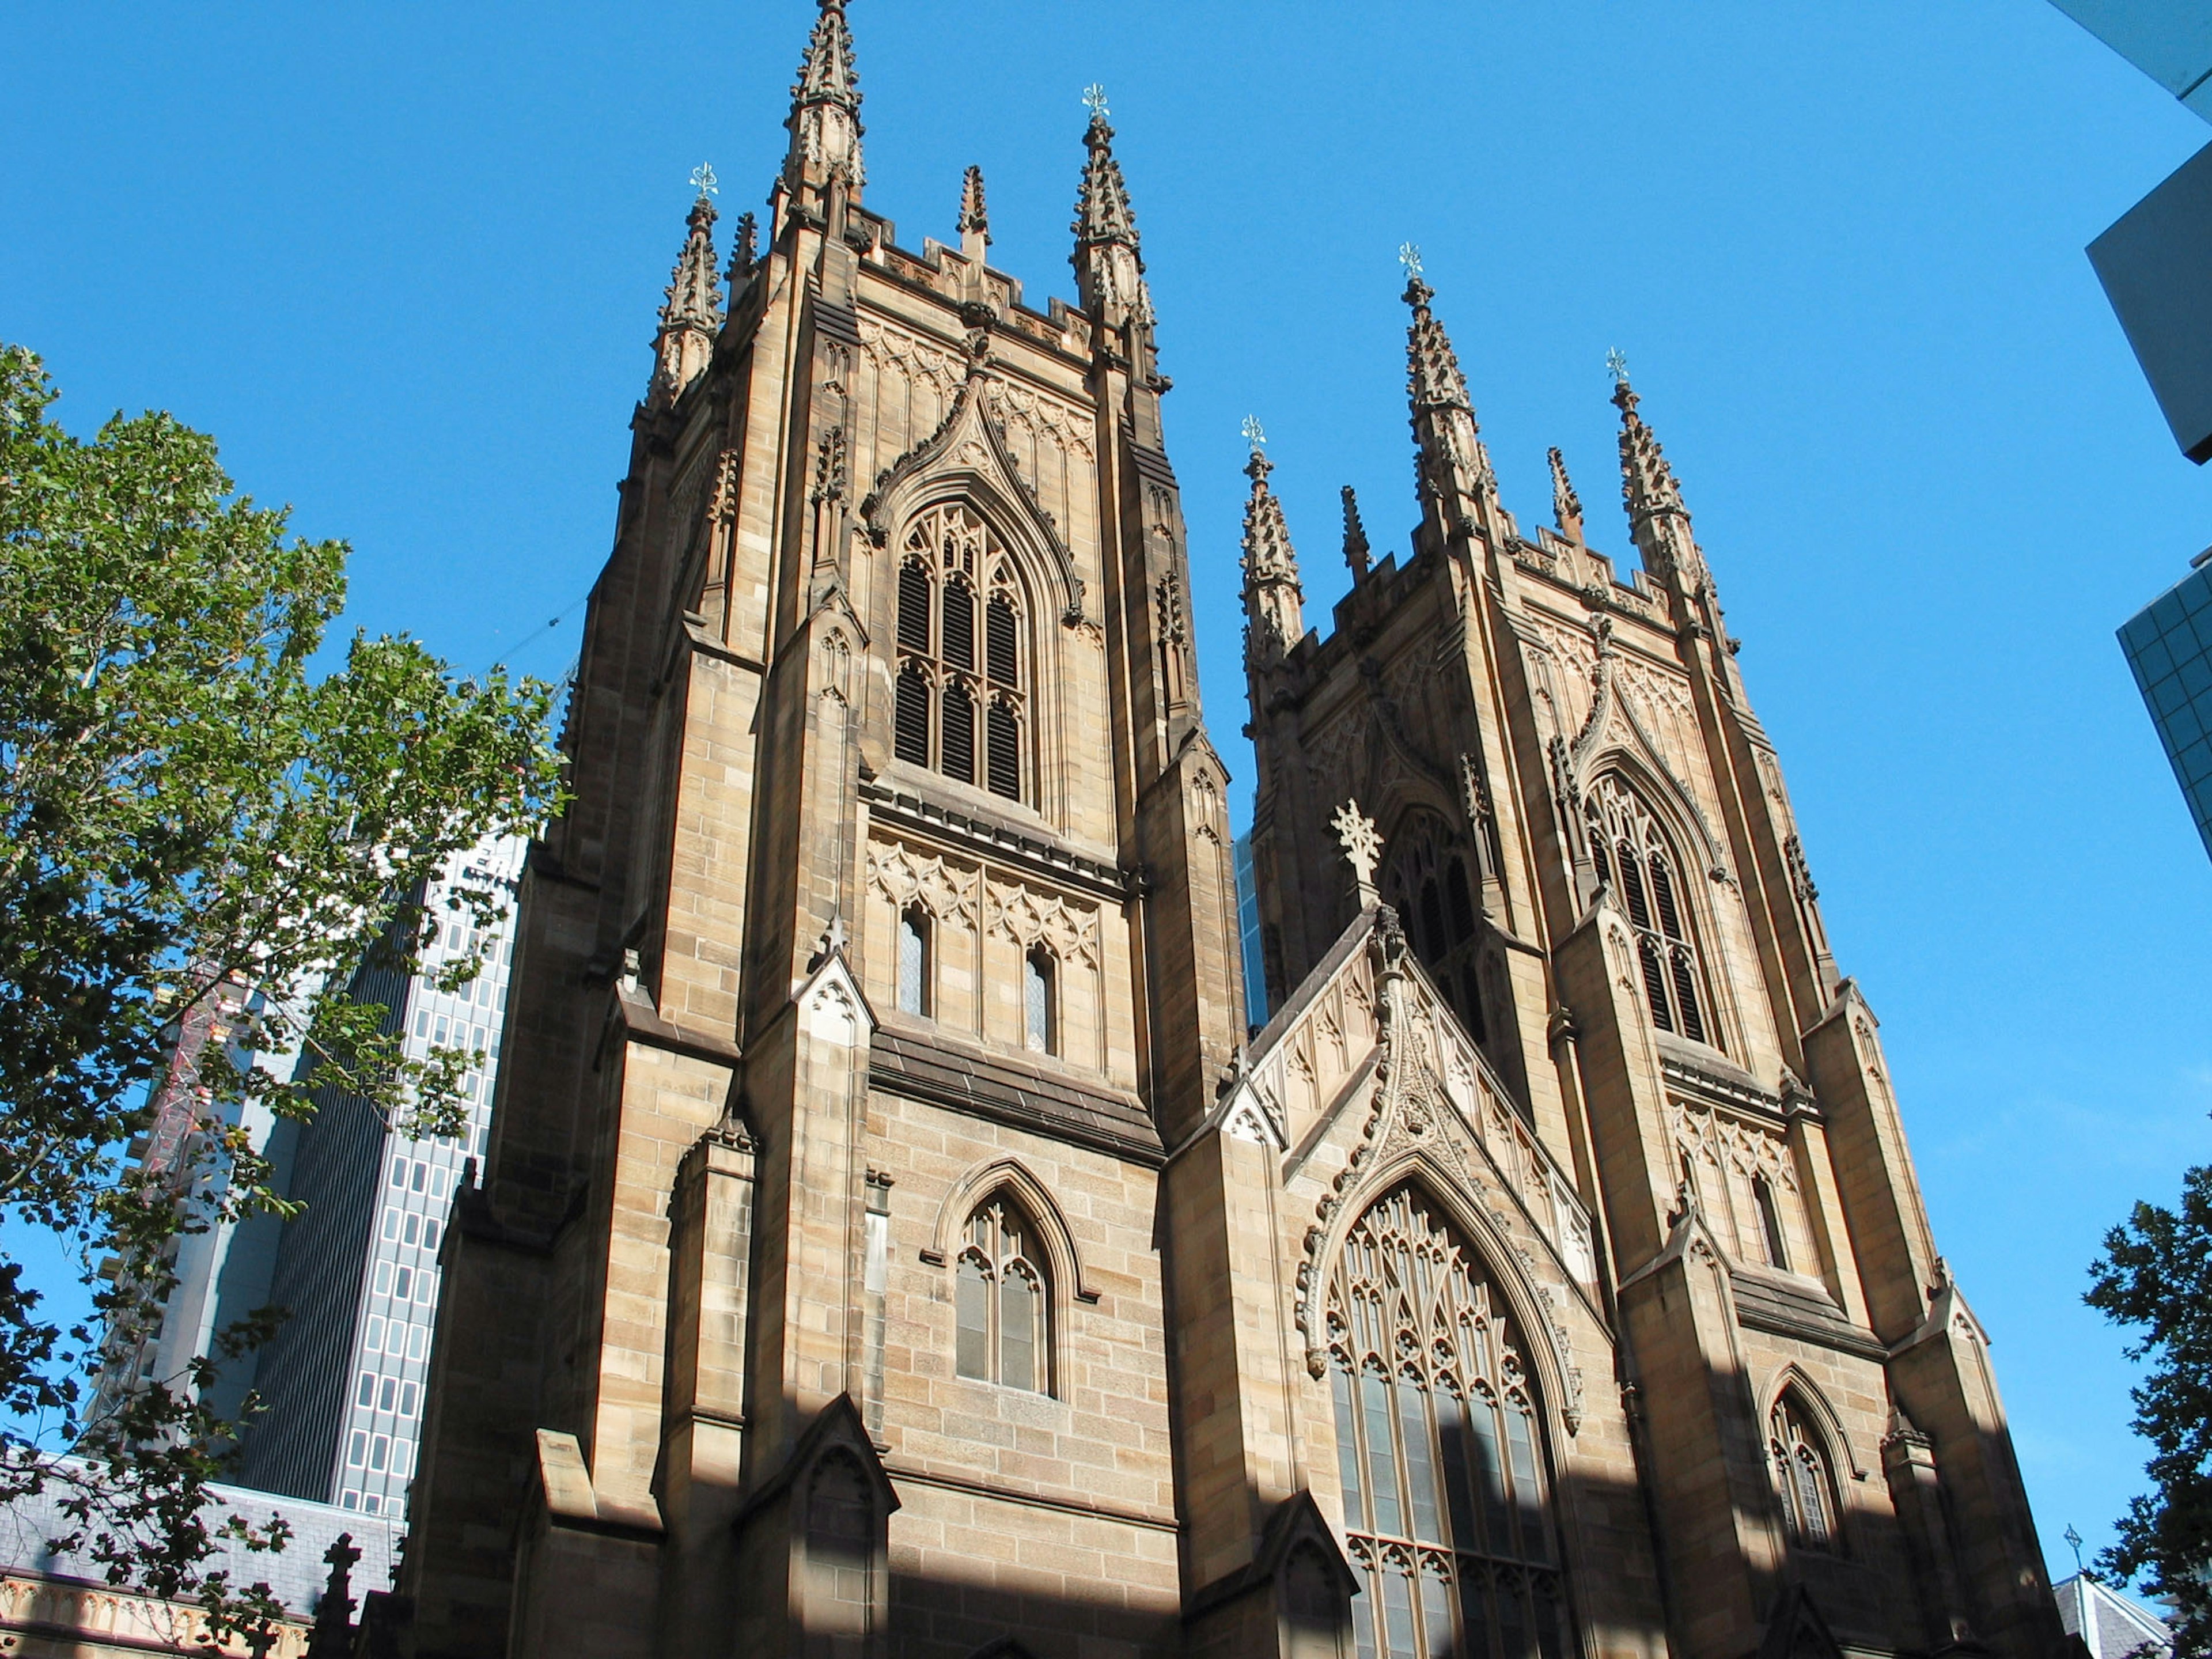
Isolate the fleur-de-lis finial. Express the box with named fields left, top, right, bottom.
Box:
left=1607, top=346, right=1630, bottom=387
left=690, top=162, right=719, bottom=198
left=1241, top=415, right=1267, bottom=451
left=1398, top=241, right=1423, bottom=279
left=1082, top=84, right=1110, bottom=119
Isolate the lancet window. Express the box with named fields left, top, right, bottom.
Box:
left=1381, top=814, right=1487, bottom=1044
left=1769, top=1395, right=1840, bottom=1552
left=1327, top=1184, right=1572, bottom=1659
left=893, top=503, right=1028, bottom=804
left=896, top=906, right=931, bottom=1017
left=1022, top=947, right=1056, bottom=1056
left=1586, top=778, right=1713, bottom=1047
left=955, top=1196, right=1048, bottom=1395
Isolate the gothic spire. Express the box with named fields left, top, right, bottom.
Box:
left=784, top=0, right=864, bottom=195
left=1611, top=365, right=1706, bottom=589
left=1240, top=424, right=1304, bottom=669
left=1070, top=86, right=1152, bottom=324
left=1548, top=446, right=1584, bottom=543
left=1341, top=485, right=1372, bottom=582
left=649, top=185, right=724, bottom=408
left=1398, top=247, right=1495, bottom=543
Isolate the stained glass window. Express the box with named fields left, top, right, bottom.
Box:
left=1380, top=812, right=1488, bottom=1044
left=1024, top=947, right=1055, bottom=1056
left=1328, top=1185, right=1573, bottom=1659
left=897, top=906, right=929, bottom=1017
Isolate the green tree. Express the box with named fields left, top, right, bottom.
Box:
left=0, top=343, right=564, bottom=1639
left=2087, top=1130, right=2212, bottom=1659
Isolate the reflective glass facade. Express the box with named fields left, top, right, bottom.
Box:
left=2119, top=558, right=2212, bottom=860
left=1234, top=833, right=1268, bottom=1028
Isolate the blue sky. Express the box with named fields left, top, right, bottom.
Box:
left=7, top=0, right=2210, bottom=1588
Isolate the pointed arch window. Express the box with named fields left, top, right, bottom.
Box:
left=1752, top=1174, right=1789, bottom=1271
left=897, top=906, right=931, bottom=1017
left=1022, top=947, right=1056, bottom=1056
left=895, top=503, right=1028, bottom=804
left=1327, top=1184, right=1573, bottom=1659
left=1380, top=813, right=1488, bottom=1045
left=1585, top=778, right=1714, bottom=1048
left=1768, top=1395, right=1840, bottom=1552
left=955, top=1196, right=1048, bottom=1394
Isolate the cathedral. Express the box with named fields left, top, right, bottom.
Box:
left=399, top=5, right=2066, bottom=1657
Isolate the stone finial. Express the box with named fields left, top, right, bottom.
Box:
left=785, top=0, right=865, bottom=192
left=306, top=1533, right=361, bottom=1659
left=1332, top=799, right=1382, bottom=907
left=1071, top=87, right=1151, bottom=323
left=1548, top=446, right=1584, bottom=543
left=1340, top=485, right=1371, bottom=581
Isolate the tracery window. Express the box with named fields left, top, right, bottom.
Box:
left=1585, top=778, right=1713, bottom=1047
left=1381, top=813, right=1487, bottom=1044
left=1328, top=1185, right=1573, bottom=1659
left=1769, top=1395, right=1840, bottom=1552
left=955, top=1196, right=1047, bottom=1394
left=894, top=503, right=1028, bottom=804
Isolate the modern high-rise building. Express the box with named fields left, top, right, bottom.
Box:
left=2119, top=553, right=2212, bottom=859
left=396, top=6, right=2063, bottom=1657
left=2047, top=2, right=2212, bottom=461
left=232, top=834, right=527, bottom=1518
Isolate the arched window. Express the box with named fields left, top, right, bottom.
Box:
left=1380, top=813, right=1488, bottom=1045
left=897, top=905, right=931, bottom=1017
left=1769, top=1395, right=1840, bottom=1552
left=1327, top=1185, right=1573, bottom=1659
left=1022, top=947, right=1056, bottom=1056
left=956, top=1196, right=1048, bottom=1395
left=893, top=503, right=1028, bottom=804
left=1585, top=778, right=1714, bottom=1047
left=1752, top=1174, right=1789, bottom=1271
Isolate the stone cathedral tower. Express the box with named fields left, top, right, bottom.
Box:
left=399, top=7, right=2063, bottom=1659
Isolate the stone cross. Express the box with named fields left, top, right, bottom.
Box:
left=1332, top=799, right=1382, bottom=907
left=690, top=162, right=719, bottom=198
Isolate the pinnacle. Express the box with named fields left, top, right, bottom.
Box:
left=1241, top=446, right=1297, bottom=581
left=1341, top=486, right=1371, bottom=581
left=660, top=190, right=723, bottom=334
left=785, top=0, right=865, bottom=190
left=1548, top=447, right=1583, bottom=539
left=1614, top=374, right=1685, bottom=524
left=958, top=165, right=990, bottom=243
left=1404, top=272, right=1472, bottom=416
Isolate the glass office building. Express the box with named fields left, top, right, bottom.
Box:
left=2119, top=555, right=2212, bottom=860
left=234, top=833, right=527, bottom=1518
left=1233, top=833, right=1268, bottom=1029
